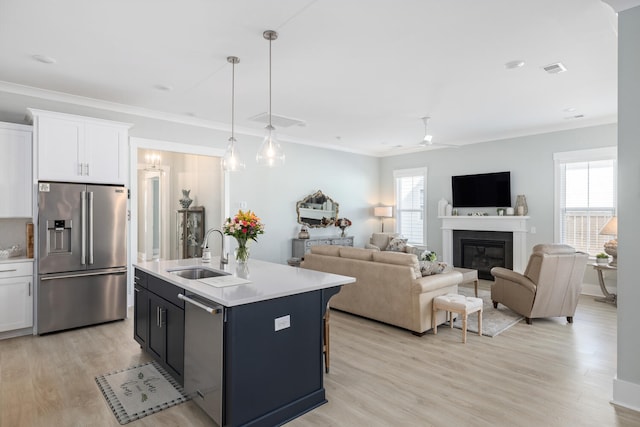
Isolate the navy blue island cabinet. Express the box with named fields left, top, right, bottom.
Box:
left=133, top=261, right=349, bottom=427
left=223, top=287, right=340, bottom=427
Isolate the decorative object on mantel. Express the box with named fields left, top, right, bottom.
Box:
left=223, top=210, right=264, bottom=265
left=497, top=208, right=506, bottom=216
left=298, top=225, right=310, bottom=239
left=599, top=216, right=617, bottom=266
left=506, top=207, right=515, bottom=215
left=514, top=194, right=528, bottom=216
left=438, top=198, right=449, bottom=217
left=335, top=218, right=352, bottom=237
left=445, top=204, right=453, bottom=216
left=179, top=189, right=193, bottom=209
left=374, top=206, right=393, bottom=232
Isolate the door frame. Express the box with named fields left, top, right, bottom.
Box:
left=128, top=137, right=227, bottom=307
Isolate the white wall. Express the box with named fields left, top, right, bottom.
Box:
left=613, top=4, right=640, bottom=412
left=379, top=124, right=617, bottom=292
left=226, top=136, right=380, bottom=263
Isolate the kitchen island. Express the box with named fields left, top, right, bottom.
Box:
left=133, top=257, right=355, bottom=427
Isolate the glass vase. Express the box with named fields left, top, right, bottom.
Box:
left=234, top=238, right=250, bottom=264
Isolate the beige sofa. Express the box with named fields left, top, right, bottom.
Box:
left=301, top=245, right=463, bottom=335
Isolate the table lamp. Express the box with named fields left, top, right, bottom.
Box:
left=374, top=206, right=393, bottom=232
left=599, top=216, right=617, bottom=266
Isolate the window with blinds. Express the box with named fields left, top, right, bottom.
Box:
left=554, top=148, right=617, bottom=255
left=393, top=168, right=426, bottom=245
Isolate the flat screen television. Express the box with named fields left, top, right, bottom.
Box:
left=452, top=171, right=511, bottom=208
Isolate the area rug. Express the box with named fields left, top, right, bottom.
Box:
left=95, top=361, right=189, bottom=424
left=448, top=287, right=524, bottom=337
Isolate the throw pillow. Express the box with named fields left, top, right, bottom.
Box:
left=420, top=261, right=453, bottom=276
left=386, top=237, right=408, bottom=252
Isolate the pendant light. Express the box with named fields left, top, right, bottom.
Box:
left=256, top=30, right=285, bottom=167
left=222, top=56, right=245, bottom=172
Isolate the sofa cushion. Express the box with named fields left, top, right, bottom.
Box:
left=339, top=247, right=375, bottom=261
left=370, top=232, right=400, bottom=250
left=386, top=237, right=408, bottom=252
left=310, top=245, right=341, bottom=256
left=420, top=261, right=453, bottom=276
left=373, top=251, right=421, bottom=279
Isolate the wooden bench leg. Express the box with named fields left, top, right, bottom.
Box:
left=478, top=309, right=483, bottom=336
left=462, top=312, right=467, bottom=343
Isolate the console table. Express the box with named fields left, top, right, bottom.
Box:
left=590, top=263, right=617, bottom=306
left=292, top=236, right=354, bottom=259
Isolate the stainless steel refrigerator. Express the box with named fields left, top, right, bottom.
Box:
left=37, top=182, right=128, bottom=334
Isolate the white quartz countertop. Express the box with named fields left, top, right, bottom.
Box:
left=0, top=256, right=34, bottom=264
left=134, top=257, right=355, bottom=307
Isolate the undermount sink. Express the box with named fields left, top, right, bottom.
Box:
left=168, top=267, right=230, bottom=280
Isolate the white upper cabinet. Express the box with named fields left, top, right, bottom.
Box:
left=0, top=122, right=32, bottom=218
left=29, top=109, right=131, bottom=185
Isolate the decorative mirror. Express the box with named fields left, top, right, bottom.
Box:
left=296, top=190, right=339, bottom=228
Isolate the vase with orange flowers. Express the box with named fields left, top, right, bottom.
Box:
left=223, top=210, right=264, bottom=264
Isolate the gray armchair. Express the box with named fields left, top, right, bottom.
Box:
left=491, top=244, right=588, bottom=324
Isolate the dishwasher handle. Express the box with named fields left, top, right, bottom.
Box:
left=178, top=294, right=222, bottom=315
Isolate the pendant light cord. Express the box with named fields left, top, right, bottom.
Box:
left=268, top=36, right=273, bottom=129
left=231, top=59, right=235, bottom=141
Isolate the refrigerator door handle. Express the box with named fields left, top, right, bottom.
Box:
left=81, top=190, right=87, bottom=265
left=88, top=191, right=94, bottom=265
left=40, top=268, right=128, bottom=281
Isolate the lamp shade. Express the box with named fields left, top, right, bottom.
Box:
left=599, top=216, right=618, bottom=236
left=374, top=206, right=393, bottom=218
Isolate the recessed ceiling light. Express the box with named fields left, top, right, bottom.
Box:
left=154, top=84, right=173, bottom=91
left=504, top=60, right=525, bottom=70
left=564, top=107, right=577, bottom=112
left=32, top=54, right=57, bottom=64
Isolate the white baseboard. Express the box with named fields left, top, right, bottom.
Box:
left=613, top=378, right=640, bottom=413
left=581, top=283, right=616, bottom=297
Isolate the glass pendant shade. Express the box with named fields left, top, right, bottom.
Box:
left=257, top=30, right=284, bottom=167
left=256, top=125, right=285, bottom=167
left=223, top=136, right=245, bottom=172
left=222, top=55, right=243, bottom=172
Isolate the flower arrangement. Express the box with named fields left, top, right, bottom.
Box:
left=335, top=218, right=352, bottom=237
left=223, top=210, right=264, bottom=263
left=335, top=218, right=352, bottom=228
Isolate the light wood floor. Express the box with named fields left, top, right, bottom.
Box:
left=2, top=282, right=640, bottom=427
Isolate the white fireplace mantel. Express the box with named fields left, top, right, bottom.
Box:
left=441, top=216, right=530, bottom=273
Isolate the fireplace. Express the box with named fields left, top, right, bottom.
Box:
left=441, top=215, right=529, bottom=273
left=453, top=230, right=513, bottom=280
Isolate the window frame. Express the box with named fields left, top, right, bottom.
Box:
left=553, top=147, right=617, bottom=255
left=393, top=167, right=427, bottom=246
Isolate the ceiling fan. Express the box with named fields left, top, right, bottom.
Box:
left=418, top=116, right=458, bottom=148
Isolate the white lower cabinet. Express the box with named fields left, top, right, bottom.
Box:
left=0, top=261, right=33, bottom=334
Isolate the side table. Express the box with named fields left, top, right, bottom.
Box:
left=453, top=267, right=479, bottom=297
left=590, top=263, right=617, bottom=306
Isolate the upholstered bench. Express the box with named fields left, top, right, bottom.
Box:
left=432, top=293, right=483, bottom=343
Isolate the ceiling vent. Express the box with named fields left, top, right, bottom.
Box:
left=248, top=112, right=306, bottom=128
left=543, top=62, right=567, bottom=74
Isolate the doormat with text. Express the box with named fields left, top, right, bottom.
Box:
left=95, top=360, right=189, bottom=424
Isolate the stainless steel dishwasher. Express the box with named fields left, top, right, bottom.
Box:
left=178, top=292, right=224, bottom=426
